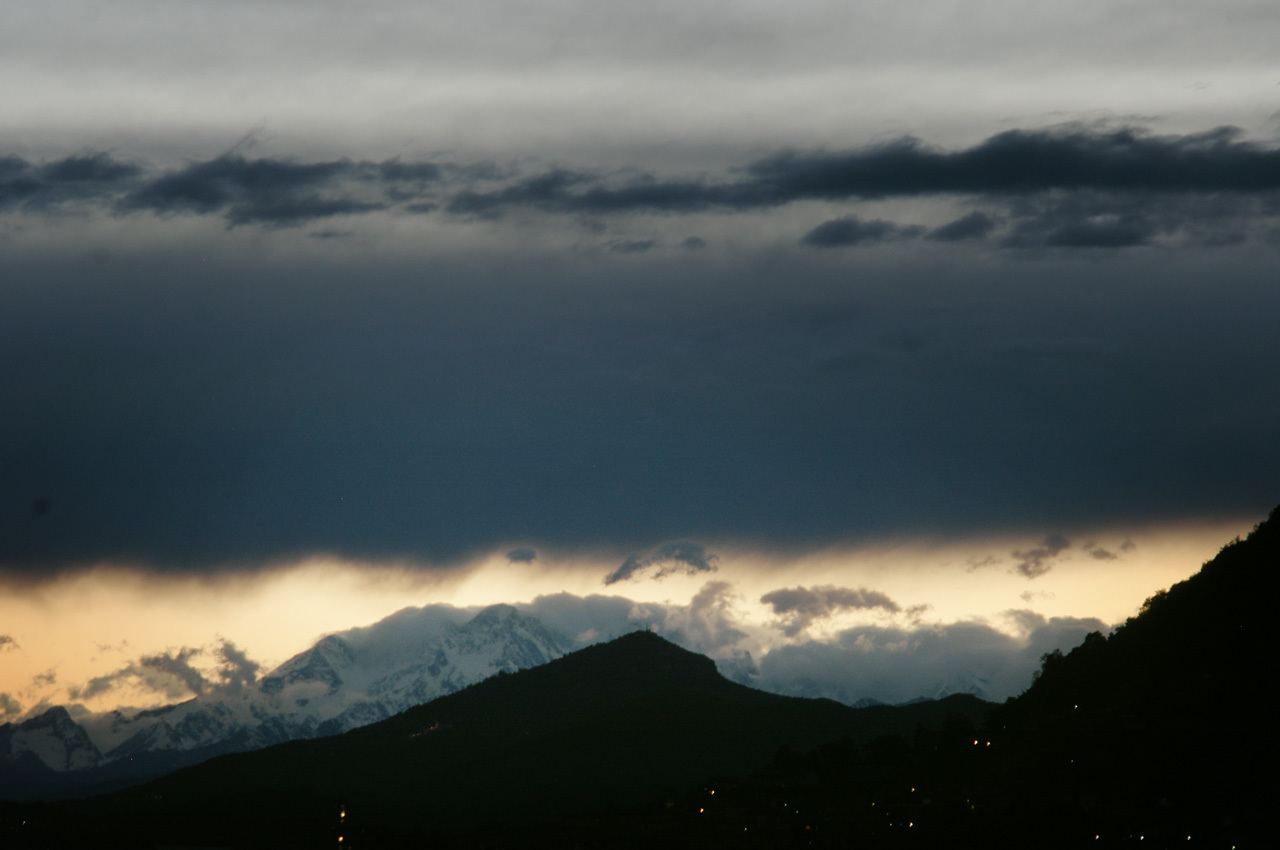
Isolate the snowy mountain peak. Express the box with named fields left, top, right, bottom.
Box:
left=0, top=706, right=103, bottom=772
left=259, top=633, right=356, bottom=697
left=12, top=604, right=573, bottom=785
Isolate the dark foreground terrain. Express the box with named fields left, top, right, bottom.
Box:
left=4, top=505, right=1277, bottom=848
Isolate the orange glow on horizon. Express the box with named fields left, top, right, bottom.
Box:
left=0, top=515, right=1256, bottom=718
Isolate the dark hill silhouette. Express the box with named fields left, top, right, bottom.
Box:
left=980, top=504, right=1280, bottom=845
left=29, top=631, right=986, bottom=848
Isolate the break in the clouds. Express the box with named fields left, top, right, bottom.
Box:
left=603, top=542, right=720, bottom=585
left=760, top=585, right=901, bottom=636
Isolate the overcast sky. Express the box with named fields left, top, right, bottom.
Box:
left=2, top=0, right=1277, bottom=719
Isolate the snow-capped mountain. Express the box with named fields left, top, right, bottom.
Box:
left=1, top=603, right=568, bottom=795
left=0, top=706, right=103, bottom=773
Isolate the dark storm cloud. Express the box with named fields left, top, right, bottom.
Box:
left=760, top=585, right=901, bottom=636
left=0, top=693, right=21, bottom=718
left=506, top=547, right=538, bottom=563
left=1011, top=534, right=1071, bottom=579
left=603, top=541, right=719, bottom=585
left=3, top=240, right=1279, bottom=575
left=3, top=120, right=1280, bottom=578
left=799, top=216, right=923, bottom=247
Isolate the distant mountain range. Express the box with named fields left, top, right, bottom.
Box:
left=4, top=503, right=1273, bottom=848
left=2, top=592, right=994, bottom=801
left=61, top=630, right=991, bottom=848
left=0, top=603, right=566, bottom=799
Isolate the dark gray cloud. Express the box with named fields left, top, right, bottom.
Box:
left=136, top=647, right=207, bottom=697
left=800, top=216, right=923, bottom=247
left=2, top=125, right=1279, bottom=577
left=2, top=239, right=1278, bottom=575
left=760, top=585, right=901, bottom=636
left=7, top=127, right=1276, bottom=236
left=506, top=547, right=538, bottom=563
left=604, top=541, right=719, bottom=585
left=0, top=693, right=20, bottom=719
left=928, top=211, right=997, bottom=242
left=0, top=153, right=141, bottom=210
left=213, top=640, right=259, bottom=695
left=608, top=239, right=656, bottom=254
left=70, top=640, right=260, bottom=701
left=32, top=669, right=56, bottom=687
left=0, top=635, right=16, bottom=652
left=115, top=154, right=387, bottom=226
left=1011, top=534, right=1071, bottom=579
left=435, top=126, right=1280, bottom=218
left=1083, top=541, right=1120, bottom=561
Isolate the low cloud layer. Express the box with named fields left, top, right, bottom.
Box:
left=756, top=612, right=1108, bottom=705
left=70, top=639, right=260, bottom=702
left=760, top=585, right=901, bottom=636
left=519, top=587, right=1106, bottom=703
